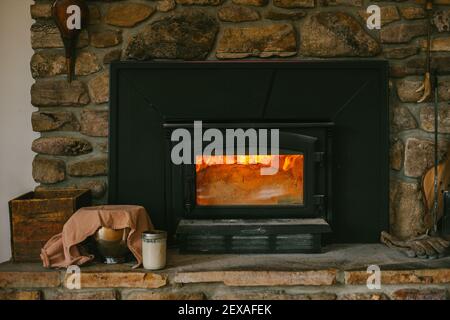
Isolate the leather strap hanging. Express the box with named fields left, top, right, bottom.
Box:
left=52, top=0, right=89, bottom=82
left=416, top=0, right=434, bottom=103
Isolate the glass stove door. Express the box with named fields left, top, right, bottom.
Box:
left=195, top=154, right=304, bottom=206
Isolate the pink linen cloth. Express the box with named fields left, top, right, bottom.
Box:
left=40, top=205, right=153, bottom=269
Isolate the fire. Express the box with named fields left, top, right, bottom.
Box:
left=195, top=154, right=304, bottom=206
left=195, top=155, right=303, bottom=173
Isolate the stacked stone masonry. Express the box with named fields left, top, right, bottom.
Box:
left=0, top=266, right=449, bottom=300
left=29, top=0, right=450, bottom=237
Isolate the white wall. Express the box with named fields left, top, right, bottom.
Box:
left=0, top=0, right=37, bottom=262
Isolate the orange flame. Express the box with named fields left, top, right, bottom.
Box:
left=195, top=155, right=303, bottom=173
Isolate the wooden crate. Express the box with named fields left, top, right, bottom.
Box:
left=9, top=189, right=91, bottom=262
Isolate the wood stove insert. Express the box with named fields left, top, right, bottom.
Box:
left=167, top=122, right=332, bottom=253
left=109, top=61, right=389, bottom=253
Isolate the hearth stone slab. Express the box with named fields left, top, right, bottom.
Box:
left=213, top=292, right=339, bottom=300
left=0, top=245, right=449, bottom=300
left=44, top=289, right=117, bottom=300
left=390, top=289, right=448, bottom=300
left=0, top=290, right=42, bottom=300
left=121, top=291, right=206, bottom=300
left=345, top=269, right=450, bottom=285
left=1, top=244, right=449, bottom=274
left=0, top=271, right=61, bottom=288
left=173, top=270, right=337, bottom=286
left=63, top=272, right=167, bottom=289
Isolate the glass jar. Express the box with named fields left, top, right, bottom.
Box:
left=142, top=230, right=167, bottom=270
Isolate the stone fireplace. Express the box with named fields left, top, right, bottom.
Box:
left=29, top=0, right=450, bottom=245
left=1, top=0, right=450, bottom=302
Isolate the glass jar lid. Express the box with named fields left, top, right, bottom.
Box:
left=142, top=230, right=167, bottom=241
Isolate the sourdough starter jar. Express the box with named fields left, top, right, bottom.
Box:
left=142, top=230, right=167, bottom=270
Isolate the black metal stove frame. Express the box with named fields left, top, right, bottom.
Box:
left=108, top=60, right=389, bottom=250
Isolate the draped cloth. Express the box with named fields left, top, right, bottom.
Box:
left=40, top=205, right=153, bottom=269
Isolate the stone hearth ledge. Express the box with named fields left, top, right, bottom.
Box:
left=0, top=244, right=449, bottom=300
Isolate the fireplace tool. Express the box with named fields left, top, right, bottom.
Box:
left=418, top=0, right=450, bottom=240
left=430, top=72, right=439, bottom=236
left=52, top=0, right=89, bottom=82
left=431, top=79, right=450, bottom=237
left=426, top=72, right=450, bottom=236
left=381, top=0, right=450, bottom=258
left=388, top=73, right=450, bottom=258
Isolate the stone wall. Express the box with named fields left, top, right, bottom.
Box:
left=30, top=0, right=450, bottom=239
